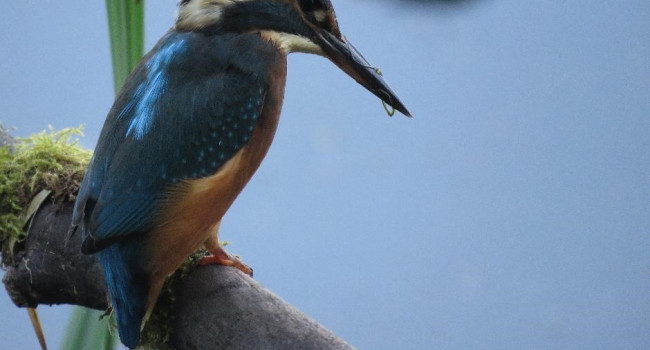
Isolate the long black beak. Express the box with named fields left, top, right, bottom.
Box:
left=315, top=29, right=411, bottom=117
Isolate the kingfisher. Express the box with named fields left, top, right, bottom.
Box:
left=72, top=0, right=410, bottom=348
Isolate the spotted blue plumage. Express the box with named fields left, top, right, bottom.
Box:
left=72, top=30, right=279, bottom=348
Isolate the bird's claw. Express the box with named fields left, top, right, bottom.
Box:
left=199, top=253, right=253, bottom=277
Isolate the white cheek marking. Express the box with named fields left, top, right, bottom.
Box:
left=260, top=31, right=324, bottom=56
left=313, top=10, right=328, bottom=23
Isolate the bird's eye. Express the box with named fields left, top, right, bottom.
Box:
left=298, top=0, right=330, bottom=23
left=297, top=0, right=339, bottom=35
left=298, top=0, right=329, bottom=14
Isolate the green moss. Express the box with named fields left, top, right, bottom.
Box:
left=0, top=125, right=92, bottom=266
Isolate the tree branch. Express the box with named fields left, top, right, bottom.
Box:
left=1, top=128, right=354, bottom=349
left=2, top=201, right=108, bottom=310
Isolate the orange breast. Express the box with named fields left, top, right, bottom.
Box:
left=144, top=51, right=288, bottom=282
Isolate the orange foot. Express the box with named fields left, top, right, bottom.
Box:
left=199, top=249, right=253, bottom=277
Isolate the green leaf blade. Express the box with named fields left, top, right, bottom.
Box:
left=105, top=0, right=145, bottom=94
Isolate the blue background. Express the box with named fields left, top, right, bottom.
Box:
left=1, top=1, right=649, bottom=349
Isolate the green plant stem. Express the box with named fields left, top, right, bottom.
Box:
left=60, top=308, right=117, bottom=350
left=105, top=0, right=145, bottom=93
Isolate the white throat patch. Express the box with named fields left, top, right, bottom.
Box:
left=260, top=31, right=324, bottom=56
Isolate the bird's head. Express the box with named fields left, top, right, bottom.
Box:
left=176, top=0, right=411, bottom=117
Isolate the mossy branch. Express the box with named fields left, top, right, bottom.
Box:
left=1, top=126, right=354, bottom=350
left=0, top=126, right=90, bottom=266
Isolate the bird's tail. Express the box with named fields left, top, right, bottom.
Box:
left=96, top=240, right=150, bottom=349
